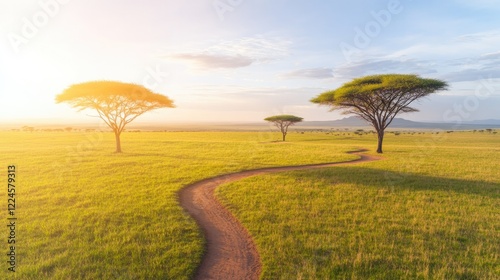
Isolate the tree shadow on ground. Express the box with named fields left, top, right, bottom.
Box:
left=289, top=166, right=499, bottom=199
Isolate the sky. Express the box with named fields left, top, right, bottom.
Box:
left=1, top=0, right=499, bottom=125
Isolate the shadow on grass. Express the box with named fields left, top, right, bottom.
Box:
left=251, top=166, right=498, bottom=279
left=296, top=138, right=344, bottom=142
left=258, top=140, right=289, bottom=144
left=291, top=166, right=499, bottom=198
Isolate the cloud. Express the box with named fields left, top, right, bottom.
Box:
left=282, top=68, right=333, bottom=79
left=479, top=51, right=500, bottom=61
left=441, top=68, right=500, bottom=82
left=170, top=53, right=254, bottom=69
left=412, top=94, right=500, bottom=122
left=334, top=59, right=437, bottom=78
left=335, top=55, right=500, bottom=84
left=454, top=30, right=500, bottom=43
left=166, top=36, right=292, bottom=69
left=209, top=36, right=291, bottom=62
left=181, top=85, right=325, bottom=111
left=436, top=50, right=500, bottom=82
left=385, top=31, right=500, bottom=61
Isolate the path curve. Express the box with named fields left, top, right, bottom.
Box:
left=178, top=149, right=380, bottom=280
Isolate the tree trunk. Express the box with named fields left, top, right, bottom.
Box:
left=114, top=130, right=122, bottom=153
left=376, top=130, right=384, bottom=153
left=282, top=132, right=286, bottom=141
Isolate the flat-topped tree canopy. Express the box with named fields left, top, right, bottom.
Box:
left=264, top=115, right=304, bottom=123
left=311, top=74, right=447, bottom=111
left=311, top=74, right=448, bottom=153
left=264, top=114, right=303, bottom=141
left=56, top=80, right=174, bottom=112
left=56, top=81, right=175, bottom=152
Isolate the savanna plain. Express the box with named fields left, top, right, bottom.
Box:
left=0, top=129, right=498, bottom=279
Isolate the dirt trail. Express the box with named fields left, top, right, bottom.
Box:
left=178, top=149, right=380, bottom=280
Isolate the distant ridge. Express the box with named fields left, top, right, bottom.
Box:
left=297, top=116, right=500, bottom=130
left=461, top=119, right=500, bottom=125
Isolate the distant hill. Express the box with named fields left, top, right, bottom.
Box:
left=297, top=116, right=500, bottom=130
left=461, top=119, right=500, bottom=125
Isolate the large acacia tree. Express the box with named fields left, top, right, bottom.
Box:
left=311, top=74, right=447, bottom=153
left=56, top=81, right=174, bottom=153
left=264, top=115, right=303, bottom=141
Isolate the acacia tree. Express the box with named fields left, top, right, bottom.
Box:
left=311, top=74, right=447, bottom=153
left=56, top=81, right=174, bottom=153
left=264, top=115, right=303, bottom=141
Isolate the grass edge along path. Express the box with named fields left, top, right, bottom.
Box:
left=178, top=149, right=380, bottom=280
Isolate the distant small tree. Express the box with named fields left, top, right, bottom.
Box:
left=311, top=74, right=447, bottom=153
left=64, top=127, right=73, bottom=132
left=56, top=81, right=174, bottom=153
left=264, top=115, right=303, bottom=141
left=22, top=126, right=34, bottom=132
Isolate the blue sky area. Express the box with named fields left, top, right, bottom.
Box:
left=1, top=0, right=499, bottom=124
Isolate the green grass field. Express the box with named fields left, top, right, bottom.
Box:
left=0, top=130, right=356, bottom=279
left=217, top=131, right=500, bottom=279
left=1, top=130, right=498, bottom=279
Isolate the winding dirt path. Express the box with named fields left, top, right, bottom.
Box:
left=178, top=149, right=380, bottom=280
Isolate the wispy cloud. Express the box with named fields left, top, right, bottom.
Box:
left=453, top=30, right=500, bottom=43
left=334, top=59, right=437, bottom=78
left=479, top=51, right=500, bottom=61
left=437, top=50, right=500, bottom=82
left=182, top=85, right=324, bottom=109
left=166, top=36, right=292, bottom=69
left=282, top=68, right=333, bottom=79
left=170, top=53, right=254, bottom=69
left=442, top=68, right=500, bottom=82
left=209, top=36, right=291, bottom=62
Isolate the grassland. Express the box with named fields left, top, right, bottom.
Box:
left=217, top=131, right=500, bottom=279
left=0, top=130, right=357, bottom=279
left=0, top=130, right=498, bottom=279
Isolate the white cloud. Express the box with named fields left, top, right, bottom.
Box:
left=334, top=59, right=437, bottom=78
left=438, top=50, right=500, bottom=82
left=442, top=68, right=500, bottom=82
left=479, top=51, right=500, bottom=61
left=170, top=53, right=254, bottom=69
left=282, top=68, right=333, bottom=79
left=166, top=35, right=292, bottom=69
left=181, top=85, right=324, bottom=110
left=454, top=30, right=500, bottom=43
